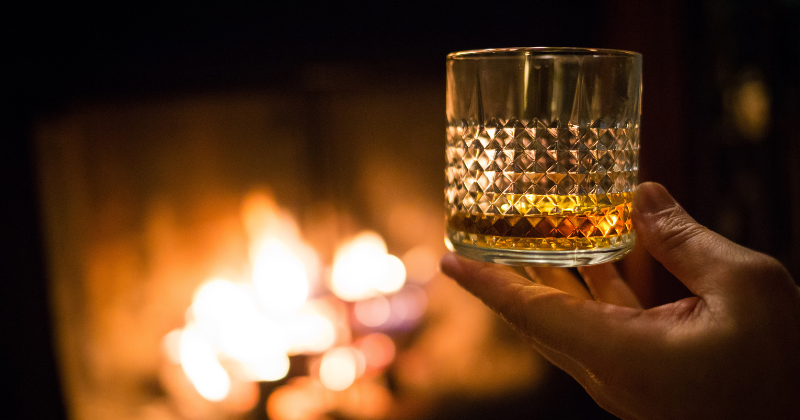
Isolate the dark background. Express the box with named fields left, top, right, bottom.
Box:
left=3, top=1, right=799, bottom=418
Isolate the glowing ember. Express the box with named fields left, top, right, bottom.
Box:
left=330, top=231, right=407, bottom=301
left=179, top=324, right=231, bottom=401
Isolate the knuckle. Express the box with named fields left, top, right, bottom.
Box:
left=651, top=206, right=707, bottom=257
left=752, top=255, right=790, bottom=278
left=720, top=250, right=797, bottom=304
left=494, top=281, right=537, bottom=332
left=741, top=254, right=794, bottom=289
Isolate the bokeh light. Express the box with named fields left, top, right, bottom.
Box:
left=319, top=347, right=365, bottom=391
left=330, top=231, right=407, bottom=301
left=354, top=295, right=392, bottom=327
left=401, top=245, right=440, bottom=284
left=356, top=333, right=396, bottom=371
left=252, top=238, right=310, bottom=315
left=284, top=301, right=338, bottom=355
left=179, top=324, right=231, bottom=401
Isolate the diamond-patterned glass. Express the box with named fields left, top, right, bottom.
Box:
left=446, top=48, right=642, bottom=265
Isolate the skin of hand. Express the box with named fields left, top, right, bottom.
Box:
left=440, top=182, right=800, bottom=419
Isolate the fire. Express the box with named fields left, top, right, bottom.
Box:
left=267, top=376, right=392, bottom=420
left=252, top=238, right=309, bottom=315
left=354, top=295, right=391, bottom=327
left=163, top=190, right=424, bottom=415
left=168, top=193, right=326, bottom=402
left=190, top=279, right=261, bottom=333
left=284, top=300, right=338, bottom=355
left=330, top=231, right=407, bottom=301
left=179, top=324, right=231, bottom=402
left=318, top=346, right=365, bottom=391
left=266, top=378, right=329, bottom=420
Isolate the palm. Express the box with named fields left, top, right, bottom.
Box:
left=441, top=183, right=800, bottom=419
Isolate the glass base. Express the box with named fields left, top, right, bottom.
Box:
left=446, top=233, right=635, bottom=267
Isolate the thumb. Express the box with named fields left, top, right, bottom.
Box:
left=440, top=253, right=642, bottom=368
left=632, top=182, right=745, bottom=295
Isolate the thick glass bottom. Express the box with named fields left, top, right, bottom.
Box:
left=446, top=231, right=635, bottom=267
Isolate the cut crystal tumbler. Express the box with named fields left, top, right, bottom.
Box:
left=445, top=47, right=642, bottom=266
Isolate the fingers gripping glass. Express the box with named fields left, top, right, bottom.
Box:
left=445, top=48, right=642, bottom=266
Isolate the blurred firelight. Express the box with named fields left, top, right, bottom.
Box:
left=188, top=278, right=291, bottom=381
left=162, top=328, right=183, bottom=364
left=267, top=376, right=392, bottom=420
left=284, top=300, right=338, bottom=355
left=331, top=231, right=407, bottom=301
left=319, top=347, right=366, bottom=391
left=355, top=333, right=396, bottom=371
left=252, top=238, right=310, bottom=315
left=266, top=377, right=330, bottom=420
left=401, top=245, right=440, bottom=284
left=163, top=191, right=427, bottom=415
left=179, top=324, right=231, bottom=401
left=390, top=284, right=428, bottom=325
left=190, top=279, right=261, bottom=332
left=354, top=295, right=392, bottom=327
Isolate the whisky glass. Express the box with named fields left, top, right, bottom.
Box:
left=445, top=47, right=642, bottom=266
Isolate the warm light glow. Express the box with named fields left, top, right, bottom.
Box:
left=267, top=378, right=328, bottom=420
left=191, top=279, right=260, bottom=331
left=401, top=245, right=440, bottom=284
left=319, top=347, right=365, bottom=391
left=242, top=191, right=301, bottom=248
left=390, top=284, right=428, bottom=324
left=732, top=76, right=771, bottom=141
left=187, top=278, right=291, bottom=382
left=224, top=380, right=261, bottom=414
left=180, top=324, right=231, bottom=401
left=219, top=316, right=290, bottom=382
left=373, top=254, right=406, bottom=294
left=162, top=328, right=183, bottom=364
left=354, top=295, right=391, bottom=327
left=284, top=302, right=337, bottom=355
left=252, top=238, right=309, bottom=315
left=238, top=351, right=291, bottom=382
left=330, top=231, right=407, bottom=301
left=242, top=190, right=321, bottom=293
left=216, top=313, right=286, bottom=362
left=167, top=192, right=417, bottom=411
left=340, top=380, right=393, bottom=418
left=356, top=333, right=396, bottom=370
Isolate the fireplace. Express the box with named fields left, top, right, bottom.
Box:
left=34, top=76, right=570, bottom=419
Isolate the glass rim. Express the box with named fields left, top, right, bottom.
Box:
left=447, top=47, right=641, bottom=60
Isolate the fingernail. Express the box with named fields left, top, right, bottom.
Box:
left=634, top=182, right=677, bottom=215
